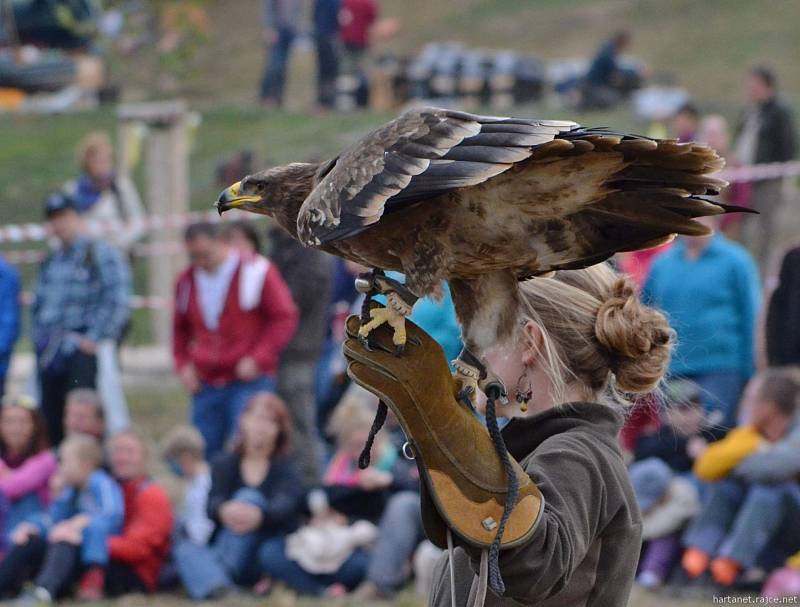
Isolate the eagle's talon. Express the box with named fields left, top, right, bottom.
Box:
left=394, top=344, right=405, bottom=357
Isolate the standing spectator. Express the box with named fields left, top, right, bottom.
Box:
left=314, top=0, right=341, bottom=111
left=102, top=430, right=174, bottom=598
left=764, top=246, right=800, bottom=367
left=644, top=217, right=760, bottom=429
left=173, top=393, right=306, bottom=600
left=63, top=132, right=146, bottom=252
left=735, top=66, right=798, bottom=271
left=269, top=225, right=332, bottom=486
left=0, top=256, right=20, bottom=399
left=0, top=395, right=57, bottom=549
left=259, top=0, right=303, bottom=107
left=681, top=368, right=800, bottom=587
left=162, top=426, right=214, bottom=547
left=670, top=102, right=699, bottom=143
left=32, top=193, right=131, bottom=446
left=173, top=222, right=298, bottom=458
left=698, top=115, right=752, bottom=239
left=0, top=434, right=124, bottom=602
left=339, top=0, right=377, bottom=76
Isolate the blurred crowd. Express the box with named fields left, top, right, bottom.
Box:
left=0, top=52, right=799, bottom=603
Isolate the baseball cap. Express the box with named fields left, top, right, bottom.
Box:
left=629, top=457, right=672, bottom=511
left=44, top=191, right=80, bottom=218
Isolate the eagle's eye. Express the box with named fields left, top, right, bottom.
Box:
left=255, top=182, right=266, bottom=193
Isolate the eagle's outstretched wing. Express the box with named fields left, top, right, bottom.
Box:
left=296, top=107, right=577, bottom=246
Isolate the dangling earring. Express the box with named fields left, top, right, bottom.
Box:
left=514, top=371, right=532, bottom=412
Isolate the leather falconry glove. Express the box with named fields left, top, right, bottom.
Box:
left=342, top=306, right=543, bottom=602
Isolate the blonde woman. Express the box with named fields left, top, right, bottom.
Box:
left=347, top=262, right=674, bottom=606
left=64, top=132, right=146, bottom=252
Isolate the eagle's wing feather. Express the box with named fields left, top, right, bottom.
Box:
left=297, top=107, right=576, bottom=245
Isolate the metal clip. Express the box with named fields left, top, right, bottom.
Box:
left=402, top=441, right=416, bottom=460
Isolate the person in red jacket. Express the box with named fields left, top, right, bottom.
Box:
left=82, top=430, right=173, bottom=599
left=173, top=222, right=299, bottom=458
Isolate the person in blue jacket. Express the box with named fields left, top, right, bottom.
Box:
left=0, top=434, right=124, bottom=602
left=0, top=256, right=20, bottom=399
left=643, top=217, right=760, bottom=431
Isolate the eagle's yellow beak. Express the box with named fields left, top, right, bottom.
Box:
left=215, top=181, right=262, bottom=215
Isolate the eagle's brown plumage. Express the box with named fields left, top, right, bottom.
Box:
left=217, top=106, right=739, bottom=357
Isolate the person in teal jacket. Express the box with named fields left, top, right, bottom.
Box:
left=643, top=222, right=760, bottom=430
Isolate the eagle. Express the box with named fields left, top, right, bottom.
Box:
left=216, top=106, right=735, bottom=397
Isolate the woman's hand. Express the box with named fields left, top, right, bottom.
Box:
left=11, top=522, right=39, bottom=545
left=220, top=501, right=263, bottom=534
left=49, top=520, right=83, bottom=545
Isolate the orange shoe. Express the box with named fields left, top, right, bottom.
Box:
left=711, top=557, right=742, bottom=587
left=682, top=547, right=711, bottom=578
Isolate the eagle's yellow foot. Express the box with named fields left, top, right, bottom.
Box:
left=358, top=291, right=412, bottom=356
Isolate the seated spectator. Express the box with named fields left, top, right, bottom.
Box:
left=63, top=132, right=146, bottom=252
left=634, top=379, right=709, bottom=473
left=172, top=222, right=298, bottom=458
left=354, top=393, right=425, bottom=600
left=631, top=458, right=699, bottom=589
left=173, top=392, right=306, bottom=600
left=0, top=255, right=20, bottom=400
left=0, top=434, right=123, bottom=602
left=258, top=394, right=389, bottom=596
left=162, top=426, right=213, bottom=546
left=0, top=395, right=57, bottom=551
left=322, top=394, right=396, bottom=521
left=257, top=493, right=374, bottom=597
left=63, top=388, right=105, bottom=440
left=102, top=430, right=173, bottom=598
left=681, top=368, right=800, bottom=587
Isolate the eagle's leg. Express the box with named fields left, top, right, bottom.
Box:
left=355, top=272, right=418, bottom=356
left=452, top=347, right=508, bottom=411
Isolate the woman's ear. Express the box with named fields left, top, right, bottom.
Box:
left=520, top=320, right=544, bottom=367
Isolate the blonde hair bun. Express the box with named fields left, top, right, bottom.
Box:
left=594, top=277, right=674, bottom=393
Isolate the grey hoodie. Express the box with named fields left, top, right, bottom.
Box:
left=734, top=414, right=800, bottom=483
left=429, top=403, right=642, bottom=607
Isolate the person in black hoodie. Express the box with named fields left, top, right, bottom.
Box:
left=765, top=246, right=800, bottom=367
left=173, top=392, right=306, bottom=600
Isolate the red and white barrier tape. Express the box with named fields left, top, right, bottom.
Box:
left=1, top=161, right=798, bottom=246
left=0, top=209, right=262, bottom=245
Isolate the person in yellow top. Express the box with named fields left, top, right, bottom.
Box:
left=681, top=368, right=800, bottom=587
left=692, top=424, right=763, bottom=482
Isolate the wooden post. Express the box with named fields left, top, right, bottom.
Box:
left=117, top=100, right=189, bottom=349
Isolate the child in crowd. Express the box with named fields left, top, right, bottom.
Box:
left=0, top=434, right=124, bottom=602
left=162, top=426, right=214, bottom=546
left=634, top=379, right=710, bottom=472
left=630, top=458, right=699, bottom=589
left=322, top=393, right=396, bottom=522
left=682, top=368, right=800, bottom=587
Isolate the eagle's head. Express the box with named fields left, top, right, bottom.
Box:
left=215, top=163, right=319, bottom=218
